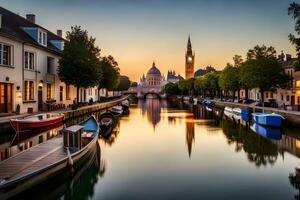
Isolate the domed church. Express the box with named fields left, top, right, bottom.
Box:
left=139, top=62, right=166, bottom=87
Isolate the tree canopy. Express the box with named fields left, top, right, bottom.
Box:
left=178, top=79, right=194, bottom=95
left=130, top=82, right=138, bottom=87
left=117, top=75, right=131, bottom=91
left=58, top=26, right=102, bottom=103
left=246, top=45, right=276, bottom=60
left=219, top=64, right=241, bottom=99
left=165, top=82, right=180, bottom=96
left=288, top=2, right=300, bottom=58
left=99, top=55, right=120, bottom=91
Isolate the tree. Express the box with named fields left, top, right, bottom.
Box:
left=178, top=79, right=194, bottom=95
left=130, top=82, right=138, bottom=87
left=165, top=82, right=180, bottom=96
left=240, top=58, right=287, bottom=103
left=246, top=45, right=276, bottom=60
left=219, top=64, right=241, bottom=100
left=288, top=2, right=300, bottom=58
left=233, top=55, right=243, bottom=67
left=98, top=55, right=120, bottom=97
left=117, top=75, right=131, bottom=91
left=58, top=26, right=102, bottom=104
left=194, top=76, right=206, bottom=96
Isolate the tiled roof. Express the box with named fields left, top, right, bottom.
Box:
left=0, top=6, right=63, bottom=55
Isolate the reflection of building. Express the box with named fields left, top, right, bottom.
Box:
left=185, top=114, right=195, bottom=158
left=139, top=99, right=162, bottom=129
left=185, top=36, right=195, bottom=79
left=274, top=134, right=300, bottom=158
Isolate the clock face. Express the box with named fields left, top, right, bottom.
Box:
left=188, top=56, right=192, bottom=62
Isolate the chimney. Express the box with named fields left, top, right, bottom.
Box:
left=57, top=29, right=62, bottom=37
left=0, top=14, right=2, bottom=29
left=286, top=54, right=292, bottom=61
left=26, top=14, right=35, bottom=24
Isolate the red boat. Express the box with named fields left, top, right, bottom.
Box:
left=10, top=113, right=64, bottom=131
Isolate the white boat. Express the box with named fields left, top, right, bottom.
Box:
left=109, top=105, right=123, bottom=116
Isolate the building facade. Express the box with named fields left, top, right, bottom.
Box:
left=185, top=36, right=195, bottom=79
left=166, top=70, right=183, bottom=83
left=0, top=7, right=100, bottom=114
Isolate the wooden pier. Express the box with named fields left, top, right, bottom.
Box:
left=0, top=136, right=66, bottom=181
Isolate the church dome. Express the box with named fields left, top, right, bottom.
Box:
left=147, top=62, right=161, bottom=76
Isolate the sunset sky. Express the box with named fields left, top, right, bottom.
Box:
left=1, top=0, right=297, bottom=81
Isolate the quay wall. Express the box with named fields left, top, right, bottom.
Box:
left=212, top=100, right=300, bottom=128
left=0, top=95, right=130, bottom=133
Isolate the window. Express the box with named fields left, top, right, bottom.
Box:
left=287, top=95, right=290, bottom=102
left=38, top=31, right=47, bottom=46
left=24, top=51, right=35, bottom=70
left=47, top=83, right=52, bottom=100
left=42, top=32, right=46, bottom=46
left=47, top=57, right=54, bottom=74
left=38, top=135, right=43, bottom=144
left=0, top=43, right=12, bottom=66
left=39, top=31, right=42, bottom=44
left=271, top=92, right=273, bottom=99
left=296, top=81, right=300, bottom=88
left=60, top=86, right=63, bottom=101
left=281, top=94, right=284, bottom=101
left=24, top=80, right=34, bottom=100
left=66, top=84, right=70, bottom=100
left=266, top=92, right=269, bottom=98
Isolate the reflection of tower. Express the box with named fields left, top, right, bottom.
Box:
left=185, top=114, right=195, bottom=158
left=145, top=99, right=161, bottom=129
left=185, top=36, right=195, bottom=79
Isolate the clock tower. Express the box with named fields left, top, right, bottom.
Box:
left=185, top=36, right=195, bottom=79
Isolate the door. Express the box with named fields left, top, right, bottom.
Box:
left=0, top=83, right=13, bottom=113
left=38, top=87, right=43, bottom=111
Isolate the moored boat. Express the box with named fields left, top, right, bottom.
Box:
left=10, top=113, right=64, bottom=131
left=109, top=105, right=123, bottom=116
left=252, top=113, right=284, bottom=127
left=121, top=100, right=130, bottom=111
left=0, top=116, right=99, bottom=199
left=99, top=112, right=116, bottom=138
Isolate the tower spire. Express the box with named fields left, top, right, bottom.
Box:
left=187, top=35, right=192, bottom=53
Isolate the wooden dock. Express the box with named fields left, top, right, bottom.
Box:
left=0, top=136, right=67, bottom=182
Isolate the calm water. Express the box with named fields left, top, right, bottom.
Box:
left=3, top=99, right=300, bottom=199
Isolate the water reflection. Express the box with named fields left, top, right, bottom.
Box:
left=139, top=99, right=162, bottom=129
left=221, top=120, right=279, bottom=167
left=185, top=113, right=195, bottom=158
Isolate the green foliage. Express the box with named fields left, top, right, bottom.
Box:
left=246, top=45, right=276, bottom=60
left=288, top=2, right=300, bottom=58
left=165, top=82, right=180, bottom=95
left=178, top=79, right=194, bottom=94
left=219, top=64, right=240, bottom=92
left=130, top=82, right=138, bottom=87
left=117, top=75, right=131, bottom=91
left=293, top=60, right=300, bottom=71
left=233, top=55, right=243, bottom=67
left=194, top=72, right=220, bottom=96
left=240, top=58, right=288, bottom=101
left=58, top=26, right=102, bottom=98
left=99, top=55, right=120, bottom=90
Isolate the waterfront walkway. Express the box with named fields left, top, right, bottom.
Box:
left=0, top=136, right=66, bottom=181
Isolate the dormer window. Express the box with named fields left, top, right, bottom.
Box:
left=38, top=30, right=47, bottom=46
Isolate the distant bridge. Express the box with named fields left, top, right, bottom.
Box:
left=126, top=86, right=165, bottom=99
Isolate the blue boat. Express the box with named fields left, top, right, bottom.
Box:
left=252, top=113, right=284, bottom=127
left=250, top=123, right=282, bottom=140
left=241, top=109, right=251, bottom=122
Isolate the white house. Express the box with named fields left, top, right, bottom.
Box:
left=0, top=7, right=100, bottom=114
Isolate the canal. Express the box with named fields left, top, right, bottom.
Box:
left=2, top=98, right=300, bottom=199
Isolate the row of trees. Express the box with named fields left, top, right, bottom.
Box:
left=165, top=45, right=289, bottom=103
left=58, top=26, right=131, bottom=103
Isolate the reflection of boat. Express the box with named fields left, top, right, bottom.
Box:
left=252, top=113, right=284, bottom=127
left=241, top=109, right=251, bottom=122
left=99, top=112, right=116, bottom=138
left=0, top=116, right=99, bottom=199
left=250, top=123, right=282, bottom=140
left=10, top=113, right=64, bottom=131
left=109, top=105, right=123, bottom=116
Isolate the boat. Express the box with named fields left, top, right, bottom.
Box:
left=0, top=116, right=99, bottom=199
left=109, top=105, right=123, bottom=116
left=99, top=112, right=116, bottom=138
left=205, top=105, right=212, bottom=112
left=241, top=109, right=251, bottom=122
left=10, top=113, right=64, bottom=131
left=121, top=100, right=129, bottom=111
left=224, top=107, right=234, bottom=119
left=252, top=113, right=284, bottom=127
left=203, top=100, right=213, bottom=107
left=250, top=123, right=282, bottom=140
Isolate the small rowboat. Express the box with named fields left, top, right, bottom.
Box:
left=252, top=113, right=284, bottom=127
left=10, top=113, right=64, bottom=131
left=109, top=106, right=123, bottom=116
left=0, top=116, right=99, bottom=199
left=99, top=112, right=116, bottom=138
